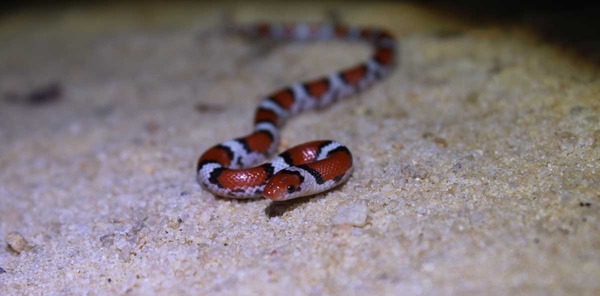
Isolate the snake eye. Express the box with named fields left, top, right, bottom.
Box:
left=286, top=185, right=296, bottom=194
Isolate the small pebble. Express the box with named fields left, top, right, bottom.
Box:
left=0, top=267, right=5, bottom=274
left=194, top=103, right=225, bottom=113
left=452, top=163, right=462, bottom=172
left=99, top=234, right=115, bottom=247
left=433, top=137, right=448, bottom=147
left=381, top=183, right=394, bottom=193
left=6, top=232, right=32, bottom=254
left=332, top=203, right=369, bottom=227
left=27, top=82, right=63, bottom=104
left=144, top=121, right=160, bottom=133
left=129, top=221, right=145, bottom=235
left=570, top=106, right=585, bottom=115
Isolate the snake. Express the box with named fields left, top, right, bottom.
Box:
left=197, top=22, right=396, bottom=201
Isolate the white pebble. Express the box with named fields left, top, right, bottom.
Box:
left=381, top=183, right=394, bottom=193
left=332, top=203, right=369, bottom=227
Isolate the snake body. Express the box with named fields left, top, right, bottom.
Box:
left=197, top=23, right=396, bottom=200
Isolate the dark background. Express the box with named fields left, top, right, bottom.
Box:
left=1, top=0, right=599, bottom=63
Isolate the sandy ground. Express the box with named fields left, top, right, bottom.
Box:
left=0, top=2, right=599, bottom=295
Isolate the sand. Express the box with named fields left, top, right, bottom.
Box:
left=1, top=2, right=599, bottom=295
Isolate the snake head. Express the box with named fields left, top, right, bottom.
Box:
left=263, top=170, right=303, bottom=201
